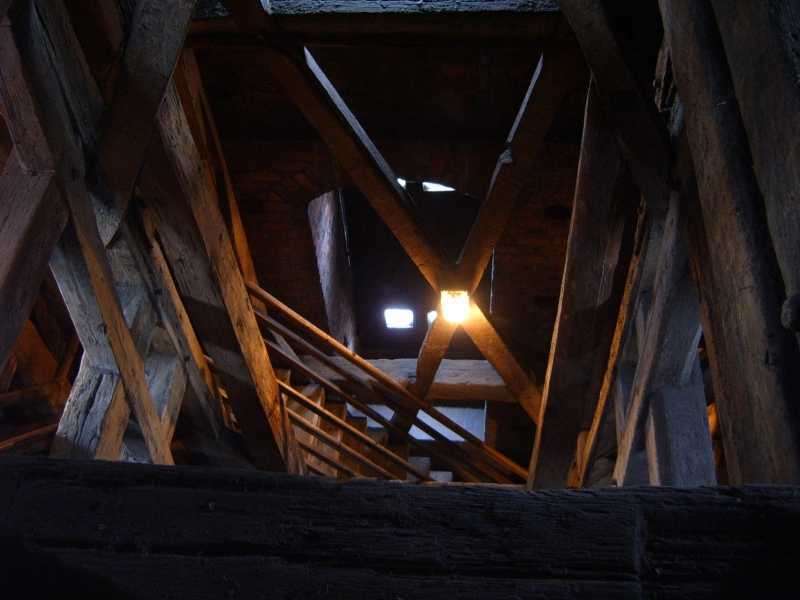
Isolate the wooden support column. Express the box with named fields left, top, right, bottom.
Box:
left=660, top=0, right=800, bottom=483
left=613, top=193, right=704, bottom=485
left=0, top=21, right=67, bottom=374
left=0, top=153, right=64, bottom=373
left=94, top=0, right=197, bottom=242
left=646, top=377, right=715, bottom=487
left=529, top=82, right=638, bottom=489
left=709, top=2, right=800, bottom=341
left=142, top=83, right=304, bottom=474
left=556, top=0, right=671, bottom=210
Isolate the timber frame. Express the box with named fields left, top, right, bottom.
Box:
left=0, top=0, right=799, bottom=494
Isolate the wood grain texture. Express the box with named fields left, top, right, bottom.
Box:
left=613, top=193, right=702, bottom=485
left=661, top=0, right=800, bottom=483
left=0, top=456, right=799, bottom=598
left=557, top=0, right=671, bottom=210
left=0, top=152, right=65, bottom=373
left=530, top=83, right=637, bottom=489
left=709, top=1, right=800, bottom=336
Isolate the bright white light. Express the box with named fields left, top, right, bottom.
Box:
left=422, top=181, right=455, bottom=192
left=440, top=290, right=470, bottom=324
left=397, top=177, right=407, bottom=188
left=427, top=310, right=438, bottom=325
left=384, top=308, right=414, bottom=329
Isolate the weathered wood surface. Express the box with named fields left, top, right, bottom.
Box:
left=557, top=0, right=671, bottom=210
left=613, top=193, right=703, bottom=485
left=152, top=84, right=304, bottom=474
left=0, top=457, right=799, bottom=598
left=660, top=0, right=800, bottom=483
left=709, top=1, right=800, bottom=337
left=95, top=0, right=197, bottom=242
left=0, top=152, right=64, bottom=374
left=529, top=82, right=636, bottom=489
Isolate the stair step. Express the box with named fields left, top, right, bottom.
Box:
left=407, top=456, right=431, bottom=482
left=275, top=369, right=291, bottom=385
left=429, top=471, right=454, bottom=483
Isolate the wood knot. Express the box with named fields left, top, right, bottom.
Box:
left=781, top=294, right=800, bottom=331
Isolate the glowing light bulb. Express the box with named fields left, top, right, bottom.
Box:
left=440, top=290, right=469, bottom=324
left=427, top=310, right=438, bottom=325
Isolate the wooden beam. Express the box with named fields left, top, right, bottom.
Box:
left=136, top=211, right=223, bottom=438
left=709, top=1, right=800, bottom=340
left=557, top=0, right=671, bottom=209
left=94, top=0, right=197, bottom=242
left=261, top=44, right=444, bottom=290
left=569, top=203, right=649, bottom=489
left=3, top=456, right=800, bottom=597
left=147, top=83, right=304, bottom=474
left=613, top=193, right=703, bottom=485
left=529, top=82, right=638, bottom=488
left=455, top=49, right=585, bottom=292
left=461, top=303, right=540, bottom=422
left=660, top=0, right=800, bottom=483
left=0, top=152, right=65, bottom=373
left=4, top=1, right=171, bottom=464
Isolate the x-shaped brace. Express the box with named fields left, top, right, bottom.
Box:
left=263, top=43, right=584, bottom=426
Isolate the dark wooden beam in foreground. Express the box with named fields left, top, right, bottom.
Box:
left=1, top=457, right=799, bottom=598
left=709, top=1, right=800, bottom=341
left=660, top=0, right=800, bottom=483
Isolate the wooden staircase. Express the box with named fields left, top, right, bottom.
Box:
left=245, top=282, right=528, bottom=484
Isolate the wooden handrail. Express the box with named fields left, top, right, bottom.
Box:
left=298, top=440, right=359, bottom=479
left=289, top=408, right=396, bottom=479
left=251, top=296, right=524, bottom=481
left=265, top=339, right=497, bottom=483
left=279, top=381, right=431, bottom=481
left=305, top=462, right=331, bottom=478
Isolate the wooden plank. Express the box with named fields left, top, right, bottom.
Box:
left=709, top=1, right=800, bottom=340
left=529, top=83, right=638, bottom=488
left=557, top=0, right=671, bottom=210
left=461, top=303, right=540, bottom=422
left=0, top=151, right=65, bottom=373
left=94, top=0, right=197, bottom=242
left=298, top=440, right=359, bottom=479
left=149, top=83, right=304, bottom=474
left=261, top=44, right=444, bottom=289
left=660, top=0, right=800, bottom=483
left=613, top=192, right=703, bottom=485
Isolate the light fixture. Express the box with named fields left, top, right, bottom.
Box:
left=422, top=181, right=455, bottom=193
left=440, top=290, right=469, bottom=324
left=384, top=308, right=414, bottom=329
left=427, top=310, right=438, bottom=325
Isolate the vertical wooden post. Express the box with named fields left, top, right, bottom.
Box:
left=660, top=0, right=800, bottom=483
